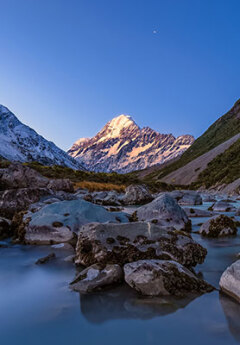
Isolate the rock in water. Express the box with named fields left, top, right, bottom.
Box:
left=35, top=253, right=56, bottom=264
left=70, top=264, right=123, bottom=293
left=183, top=207, right=213, bottom=218
left=122, top=185, right=153, bottom=205
left=220, top=260, right=240, bottom=303
left=75, top=222, right=207, bottom=267
left=133, top=194, right=191, bottom=232
left=124, top=260, right=213, bottom=296
left=167, top=190, right=202, bottom=206
left=212, top=200, right=236, bottom=212
left=24, top=199, right=129, bottom=245
left=199, top=215, right=237, bottom=237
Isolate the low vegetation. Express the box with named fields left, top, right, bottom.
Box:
left=74, top=181, right=126, bottom=192
left=23, top=162, right=173, bottom=192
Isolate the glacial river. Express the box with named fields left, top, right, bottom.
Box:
left=1, top=201, right=240, bottom=345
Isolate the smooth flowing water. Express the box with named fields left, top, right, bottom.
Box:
left=1, top=200, right=240, bottom=345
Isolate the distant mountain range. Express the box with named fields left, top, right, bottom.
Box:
left=0, top=105, right=82, bottom=169
left=68, top=114, right=194, bottom=173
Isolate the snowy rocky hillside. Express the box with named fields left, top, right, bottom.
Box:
left=0, top=105, right=82, bottom=169
left=68, top=114, right=194, bottom=173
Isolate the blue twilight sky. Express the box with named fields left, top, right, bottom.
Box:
left=0, top=0, right=240, bottom=150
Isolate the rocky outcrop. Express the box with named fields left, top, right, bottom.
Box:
left=122, top=185, right=153, bottom=205
left=68, top=114, right=194, bottom=173
left=199, top=215, right=237, bottom=237
left=0, top=163, right=48, bottom=190
left=0, top=163, right=76, bottom=218
left=75, top=222, right=207, bottom=268
left=70, top=264, right=123, bottom=293
left=24, top=199, right=129, bottom=245
left=220, top=260, right=240, bottom=303
left=124, top=260, right=213, bottom=296
left=0, top=188, right=50, bottom=219
left=132, top=194, right=191, bottom=232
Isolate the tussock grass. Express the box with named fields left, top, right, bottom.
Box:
left=74, top=181, right=126, bottom=192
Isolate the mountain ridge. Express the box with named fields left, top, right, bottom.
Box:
left=0, top=105, right=83, bottom=170
left=68, top=114, right=194, bottom=173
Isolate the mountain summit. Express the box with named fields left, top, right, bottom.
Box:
left=68, top=114, right=194, bottom=173
left=0, top=105, right=82, bottom=169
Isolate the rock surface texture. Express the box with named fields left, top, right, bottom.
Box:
left=122, top=185, right=153, bottom=205
left=75, top=222, right=207, bottom=268
left=70, top=264, right=123, bottom=293
left=167, top=190, right=203, bottom=206
left=220, top=260, right=240, bottom=303
left=24, top=199, right=129, bottom=244
left=124, top=260, right=213, bottom=296
left=199, top=215, right=237, bottom=237
left=133, top=194, right=191, bottom=232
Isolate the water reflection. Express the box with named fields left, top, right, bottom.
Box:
left=220, top=292, right=240, bottom=342
left=80, top=285, right=199, bottom=323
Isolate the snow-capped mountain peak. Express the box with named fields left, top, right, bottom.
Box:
left=0, top=105, right=83, bottom=170
left=68, top=114, right=194, bottom=173
left=97, top=114, right=139, bottom=142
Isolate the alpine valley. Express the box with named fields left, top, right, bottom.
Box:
left=68, top=114, right=194, bottom=173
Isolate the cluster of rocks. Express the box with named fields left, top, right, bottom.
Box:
left=2, top=163, right=240, bottom=302
left=82, top=184, right=153, bottom=206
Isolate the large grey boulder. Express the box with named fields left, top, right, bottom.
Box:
left=133, top=194, right=191, bottom=232
left=0, top=163, right=48, bottom=190
left=167, top=190, right=202, bottom=206
left=220, top=260, right=240, bottom=303
left=24, top=199, right=129, bottom=245
left=212, top=200, right=236, bottom=212
left=122, top=185, right=153, bottom=205
left=0, top=188, right=51, bottom=219
left=124, top=260, right=213, bottom=296
left=70, top=264, right=123, bottom=293
left=47, top=179, right=74, bottom=193
left=75, top=222, right=207, bottom=268
left=199, top=215, right=237, bottom=237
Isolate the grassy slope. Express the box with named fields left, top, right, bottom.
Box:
left=191, top=139, right=240, bottom=188
left=144, top=99, right=240, bottom=182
